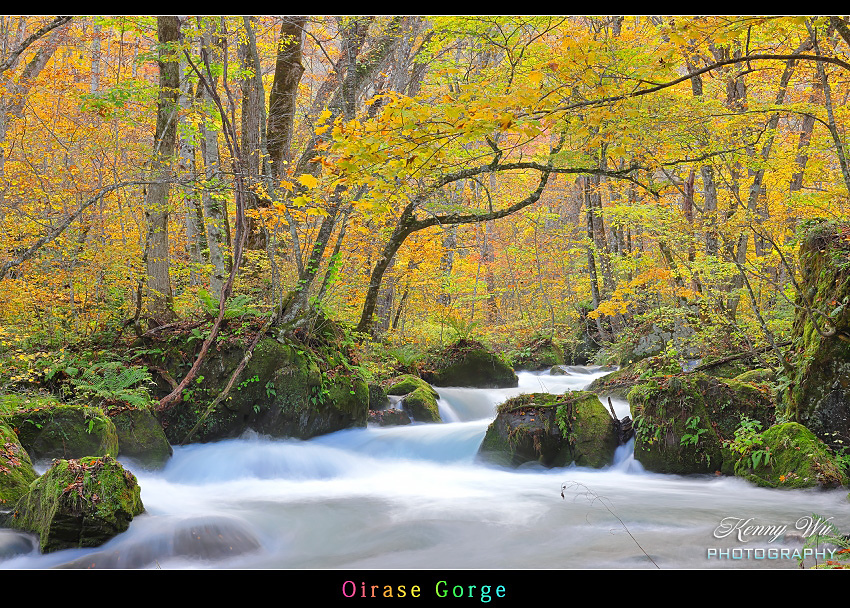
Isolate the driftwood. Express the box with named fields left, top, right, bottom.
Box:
left=690, top=341, right=792, bottom=373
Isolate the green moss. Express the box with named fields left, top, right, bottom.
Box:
left=421, top=339, right=518, bottom=388
left=783, top=221, right=850, bottom=450
left=368, top=383, right=390, bottom=410
left=110, top=408, right=172, bottom=470
left=567, top=392, right=619, bottom=468
left=735, top=422, right=848, bottom=489
left=733, top=368, right=776, bottom=385
left=629, top=374, right=775, bottom=475
left=479, top=391, right=617, bottom=468
left=387, top=375, right=437, bottom=399
left=0, top=422, right=38, bottom=506
left=160, top=335, right=370, bottom=442
left=402, top=387, right=442, bottom=423
left=510, top=337, right=565, bottom=371
left=5, top=405, right=119, bottom=461
left=8, top=455, right=143, bottom=553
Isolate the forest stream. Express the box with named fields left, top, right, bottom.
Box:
left=0, top=367, right=847, bottom=570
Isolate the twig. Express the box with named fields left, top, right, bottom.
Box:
left=561, top=480, right=660, bottom=569
left=689, top=342, right=791, bottom=373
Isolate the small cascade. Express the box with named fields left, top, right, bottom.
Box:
left=2, top=365, right=848, bottom=570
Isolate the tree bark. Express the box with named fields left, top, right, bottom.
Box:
left=239, top=16, right=270, bottom=250
left=143, top=16, right=180, bottom=324
left=197, top=24, right=228, bottom=301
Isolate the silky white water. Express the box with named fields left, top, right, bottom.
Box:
left=1, top=367, right=847, bottom=569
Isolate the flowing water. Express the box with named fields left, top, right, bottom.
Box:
left=1, top=367, right=847, bottom=570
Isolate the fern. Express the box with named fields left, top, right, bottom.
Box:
left=198, top=288, right=259, bottom=320
left=72, top=361, right=154, bottom=408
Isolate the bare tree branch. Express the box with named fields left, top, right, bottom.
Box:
left=0, top=16, right=72, bottom=75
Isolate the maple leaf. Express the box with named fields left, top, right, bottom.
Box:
left=297, top=174, right=318, bottom=189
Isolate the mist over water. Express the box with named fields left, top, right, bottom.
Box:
left=2, top=368, right=847, bottom=569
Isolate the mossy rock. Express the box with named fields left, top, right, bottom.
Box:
left=386, top=375, right=441, bottom=423
left=109, top=408, right=172, bottom=470
left=5, top=405, right=119, bottom=462
left=735, top=422, right=848, bottom=489
left=510, top=337, right=565, bottom=371
left=733, top=368, right=776, bottom=385
left=586, top=354, right=680, bottom=399
left=368, top=383, right=391, bottom=410
left=563, top=331, right=599, bottom=365
left=402, top=387, right=441, bottom=423
left=387, top=375, right=437, bottom=398
left=629, top=374, right=775, bottom=475
left=421, top=339, right=518, bottom=388
left=478, top=391, right=618, bottom=468
left=369, top=409, right=411, bottom=426
left=7, top=455, right=143, bottom=553
left=160, top=337, right=369, bottom=443
left=0, top=422, right=38, bottom=507
left=784, top=220, right=850, bottom=451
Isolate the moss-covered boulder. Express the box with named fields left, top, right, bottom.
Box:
left=628, top=374, right=775, bottom=475
left=785, top=220, right=850, bottom=451
left=586, top=354, right=680, bottom=400
left=387, top=375, right=441, bottom=423
left=563, top=330, right=599, bottom=365
left=0, top=422, right=38, bottom=507
left=734, top=422, right=848, bottom=489
left=734, top=368, right=776, bottom=385
left=420, top=339, right=518, bottom=388
left=478, top=391, right=619, bottom=468
left=159, top=336, right=369, bottom=443
left=510, top=337, right=565, bottom=371
left=109, top=408, right=172, bottom=470
left=5, top=405, right=119, bottom=462
left=616, top=315, right=699, bottom=366
left=7, top=455, right=143, bottom=553
left=368, top=383, right=391, bottom=410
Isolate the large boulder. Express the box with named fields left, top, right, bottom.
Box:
left=6, top=455, right=143, bottom=553
left=5, top=405, right=119, bottom=462
left=386, top=375, right=441, bottom=423
left=510, top=337, right=565, bottom=371
left=785, top=220, right=850, bottom=451
left=420, top=339, right=518, bottom=388
left=0, top=422, right=38, bottom=507
left=628, top=374, right=775, bottom=475
left=617, top=314, right=699, bottom=365
left=586, top=354, right=681, bottom=400
left=159, top=337, right=369, bottom=443
left=478, top=391, right=619, bottom=468
left=109, top=407, right=172, bottom=470
left=733, top=422, right=848, bottom=489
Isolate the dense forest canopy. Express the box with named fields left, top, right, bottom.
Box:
left=1, top=15, right=848, bottom=377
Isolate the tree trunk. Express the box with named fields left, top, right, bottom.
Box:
left=178, top=39, right=204, bottom=285
left=239, top=16, right=269, bottom=250
left=143, top=16, right=180, bottom=324
left=197, top=26, right=228, bottom=301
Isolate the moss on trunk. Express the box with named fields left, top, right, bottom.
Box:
left=784, top=220, right=850, bottom=451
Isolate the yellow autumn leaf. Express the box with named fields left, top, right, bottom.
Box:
left=298, top=174, right=318, bottom=189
